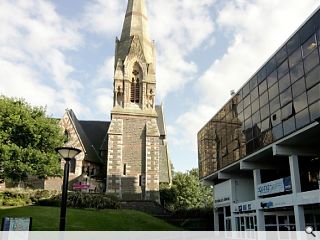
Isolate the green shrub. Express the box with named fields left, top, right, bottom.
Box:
left=38, top=192, right=120, bottom=210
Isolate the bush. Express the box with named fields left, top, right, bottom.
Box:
left=38, top=192, right=120, bottom=210
left=0, top=190, right=60, bottom=207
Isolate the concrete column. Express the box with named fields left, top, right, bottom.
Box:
left=214, top=208, right=219, bottom=231
left=230, top=211, right=237, bottom=231
left=289, top=155, right=305, bottom=231
left=253, top=169, right=261, bottom=199
left=253, top=169, right=265, bottom=230
left=294, top=205, right=306, bottom=231
left=289, top=155, right=301, bottom=193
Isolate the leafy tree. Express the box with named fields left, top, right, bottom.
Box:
left=160, top=168, right=213, bottom=211
left=0, top=96, right=64, bottom=182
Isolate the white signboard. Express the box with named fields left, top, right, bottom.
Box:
left=257, top=177, right=291, bottom=197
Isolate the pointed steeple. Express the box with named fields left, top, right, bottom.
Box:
left=120, top=0, right=151, bottom=43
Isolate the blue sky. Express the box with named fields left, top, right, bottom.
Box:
left=0, top=0, right=319, bottom=172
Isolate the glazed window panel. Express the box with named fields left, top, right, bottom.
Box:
left=278, top=60, right=289, bottom=79
left=258, top=67, right=267, bottom=83
left=244, top=95, right=251, bottom=108
left=261, top=118, right=271, bottom=132
left=309, top=100, right=320, bottom=121
left=259, top=91, right=269, bottom=107
left=290, top=61, right=305, bottom=83
left=307, top=83, right=320, bottom=104
left=293, top=92, right=308, bottom=113
left=266, top=57, right=277, bottom=75
left=251, top=87, right=259, bottom=101
left=272, top=123, right=284, bottom=140
left=302, top=34, right=317, bottom=57
left=306, top=65, right=320, bottom=89
left=300, top=18, right=315, bottom=43
left=271, top=109, right=282, bottom=126
left=243, top=82, right=250, bottom=97
left=260, top=104, right=270, bottom=120
left=250, top=76, right=258, bottom=89
left=289, top=47, right=302, bottom=67
left=303, top=49, right=319, bottom=74
left=276, top=46, right=288, bottom=66
left=292, top=77, right=306, bottom=98
left=280, top=87, right=293, bottom=107
left=287, top=32, right=301, bottom=55
left=252, top=110, right=260, bottom=125
left=251, top=98, right=260, bottom=114
left=283, top=116, right=296, bottom=135
left=270, top=96, right=281, bottom=113
left=259, top=80, right=267, bottom=95
left=267, top=70, right=278, bottom=87
left=279, top=73, right=291, bottom=93
left=281, top=102, right=294, bottom=120
left=295, top=108, right=310, bottom=129
left=244, top=106, right=252, bottom=120
left=269, top=82, right=279, bottom=100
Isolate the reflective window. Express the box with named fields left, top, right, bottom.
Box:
left=271, top=109, right=282, bottom=126
left=245, top=118, right=252, bottom=130
left=272, top=123, right=283, bottom=140
left=278, top=60, right=289, bottom=79
left=306, top=65, right=320, bottom=89
left=266, top=57, right=277, bottom=75
left=281, top=103, right=293, bottom=120
left=307, top=83, right=320, bottom=104
left=260, top=91, right=269, bottom=107
left=251, top=98, right=260, bottom=114
left=251, top=87, right=259, bottom=101
left=237, top=100, right=244, bottom=113
left=309, top=100, right=320, bottom=121
left=290, top=61, right=304, bottom=83
left=261, top=118, right=270, bottom=132
left=244, top=95, right=251, bottom=108
left=270, top=96, right=280, bottom=113
left=269, top=82, right=279, bottom=100
left=252, top=110, right=260, bottom=125
left=289, top=47, right=302, bottom=67
left=280, top=87, right=292, bottom=107
left=267, top=70, right=278, bottom=87
left=258, top=67, right=267, bottom=83
left=259, top=80, right=267, bottom=94
left=303, top=49, right=319, bottom=73
left=261, top=104, right=270, bottom=120
left=250, top=76, right=258, bottom=89
left=283, top=116, right=296, bottom=135
left=302, top=35, right=317, bottom=57
left=243, top=83, right=250, bottom=97
left=300, top=19, right=315, bottom=43
left=287, top=32, right=300, bottom=55
left=279, top=73, right=291, bottom=92
left=295, top=108, right=310, bottom=129
left=293, top=92, right=308, bottom=113
left=317, top=28, right=320, bottom=45
left=292, top=77, right=306, bottom=98
left=244, top=106, right=251, bottom=120
left=276, top=46, right=287, bottom=66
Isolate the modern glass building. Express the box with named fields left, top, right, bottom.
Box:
left=198, top=8, right=320, bottom=231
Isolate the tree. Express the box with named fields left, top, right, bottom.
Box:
left=0, top=96, right=64, bottom=182
left=160, top=168, right=213, bottom=211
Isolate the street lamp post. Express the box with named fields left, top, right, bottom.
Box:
left=55, top=147, right=81, bottom=231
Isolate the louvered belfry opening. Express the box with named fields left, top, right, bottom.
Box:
left=130, top=63, right=141, bottom=103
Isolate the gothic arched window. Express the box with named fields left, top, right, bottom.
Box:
left=130, top=63, right=141, bottom=103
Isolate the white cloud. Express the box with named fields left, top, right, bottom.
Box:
left=0, top=0, right=85, bottom=116
left=199, top=0, right=319, bottom=108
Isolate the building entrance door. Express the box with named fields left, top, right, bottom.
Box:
left=236, top=213, right=257, bottom=231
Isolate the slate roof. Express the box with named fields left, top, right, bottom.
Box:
left=67, top=110, right=110, bottom=165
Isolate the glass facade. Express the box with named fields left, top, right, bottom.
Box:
left=198, top=9, right=320, bottom=179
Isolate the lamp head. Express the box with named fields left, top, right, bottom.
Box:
left=55, top=147, right=81, bottom=161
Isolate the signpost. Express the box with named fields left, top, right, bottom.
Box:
left=1, top=217, right=32, bottom=231
left=73, top=183, right=90, bottom=190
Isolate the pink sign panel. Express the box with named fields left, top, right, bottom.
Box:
left=73, top=183, right=90, bottom=190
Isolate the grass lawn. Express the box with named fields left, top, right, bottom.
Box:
left=0, top=206, right=182, bottom=231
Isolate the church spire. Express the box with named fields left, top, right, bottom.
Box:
left=120, top=0, right=151, bottom=43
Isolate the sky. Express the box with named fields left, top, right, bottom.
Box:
left=0, top=0, right=319, bottom=172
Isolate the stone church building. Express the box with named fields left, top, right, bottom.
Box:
left=57, top=0, right=172, bottom=201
